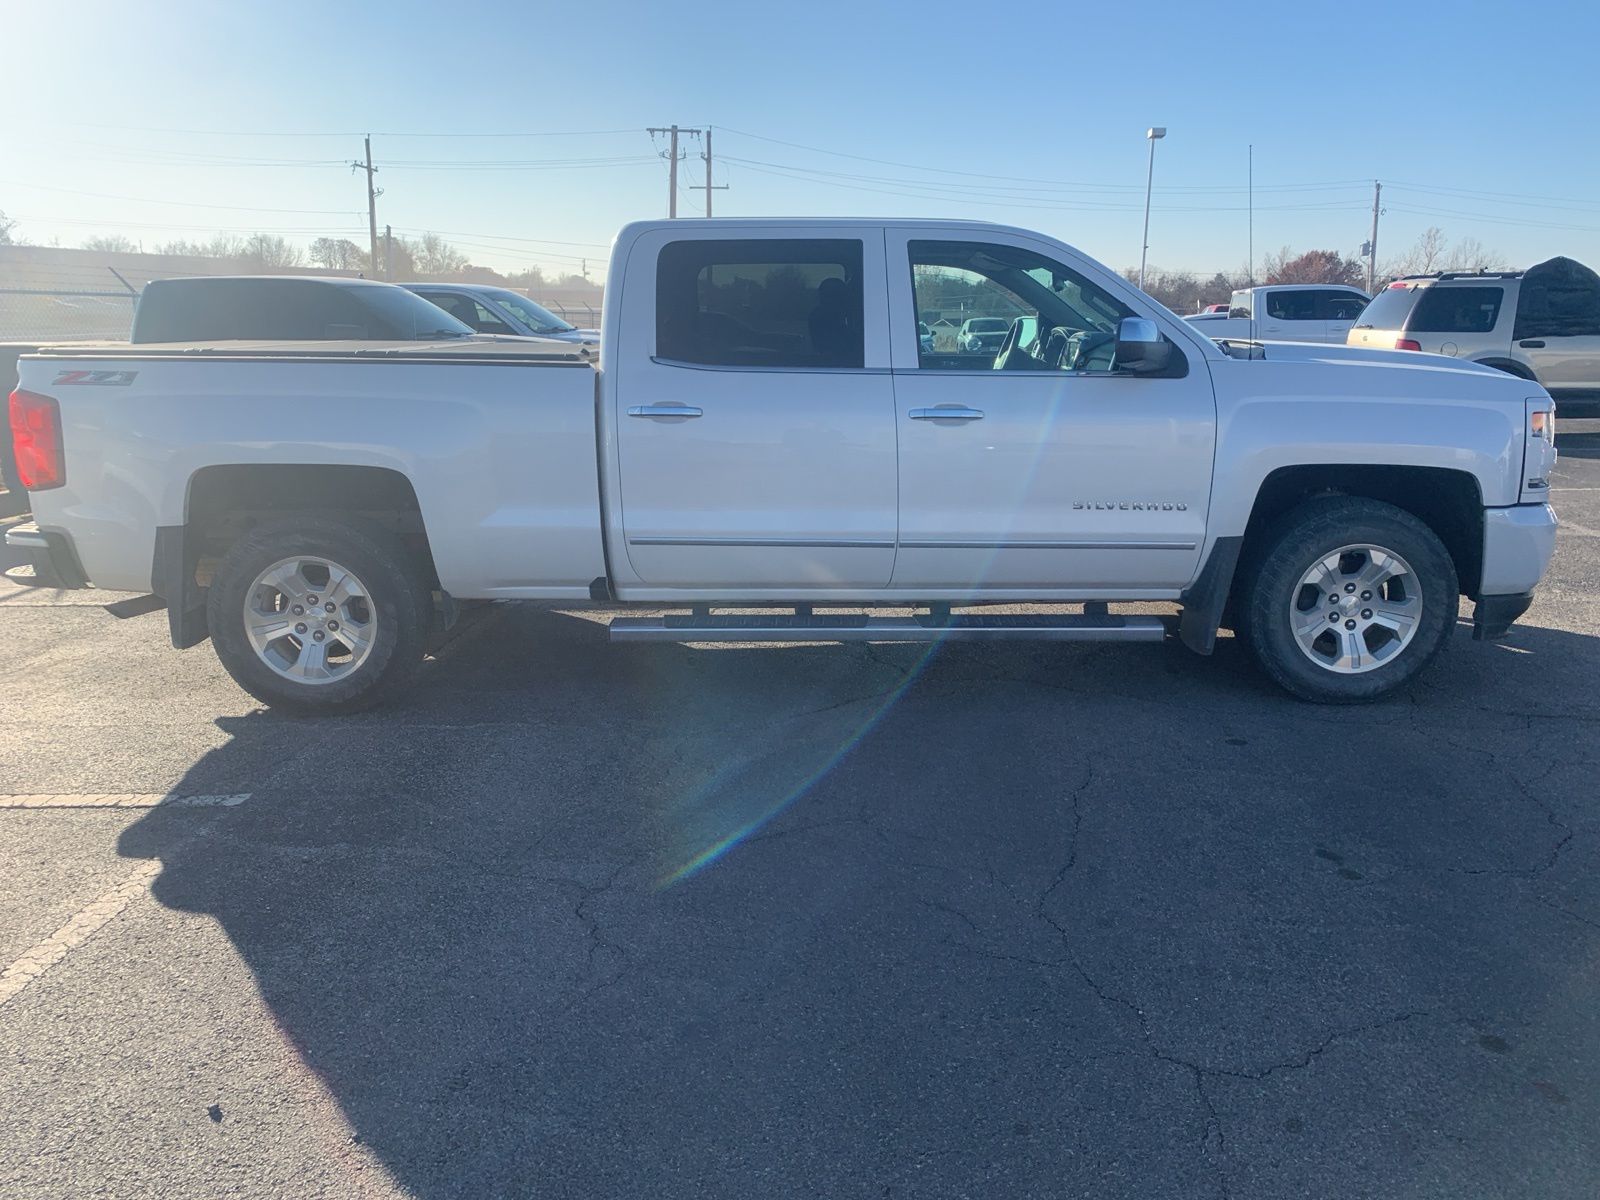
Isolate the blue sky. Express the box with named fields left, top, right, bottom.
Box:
left=4, top=0, right=1598, bottom=283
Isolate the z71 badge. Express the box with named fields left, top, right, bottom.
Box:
left=53, top=369, right=138, bottom=386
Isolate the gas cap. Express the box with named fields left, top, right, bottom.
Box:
left=1439, top=341, right=1458, bottom=356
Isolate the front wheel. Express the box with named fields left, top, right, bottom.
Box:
left=207, top=517, right=432, bottom=714
left=1244, top=497, right=1459, bottom=703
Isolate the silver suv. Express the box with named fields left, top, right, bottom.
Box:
left=1348, top=257, right=1600, bottom=411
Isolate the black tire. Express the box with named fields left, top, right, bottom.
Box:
left=207, top=516, right=431, bottom=714
left=1244, top=497, right=1458, bottom=704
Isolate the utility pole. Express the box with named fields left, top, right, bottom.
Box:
left=384, top=224, right=393, bottom=281
left=647, top=125, right=685, bottom=217
left=1366, top=180, right=1382, bottom=294
left=351, top=136, right=381, bottom=274
left=1247, top=144, right=1254, bottom=285
left=701, top=126, right=728, bottom=217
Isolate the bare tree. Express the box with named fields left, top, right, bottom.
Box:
left=1380, top=227, right=1508, bottom=280
left=413, top=232, right=468, bottom=276
left=308, top=237, right=366, bottom=271
left=157, top=235, right=247, bottom=259
left=239, top=234, right=304, bottom=269
left=504, top=266, right=548, bottom=291
left=82, top=234, right=139, bottom=253
left=0, top=210, right=16, bottom=245
left=1442, top=236, right=1508, bottom=273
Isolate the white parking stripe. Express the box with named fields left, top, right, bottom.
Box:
left=0, top=792, right=253, bottom=1006
left=0, top=793, right=249, bottom=809
left=0, top=861, right=161, bottom=1006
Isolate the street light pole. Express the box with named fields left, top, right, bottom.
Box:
left=1139, top=126, right=1166, bottom=293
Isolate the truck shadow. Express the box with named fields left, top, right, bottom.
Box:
left=115, top=607, right=1600, bottom=1197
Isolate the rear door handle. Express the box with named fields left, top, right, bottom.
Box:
left=627, top=404, right=703, bottom=419
left=909, top=406, right=984, bottom=421
left=1519, top=340, right=1546, bottom=349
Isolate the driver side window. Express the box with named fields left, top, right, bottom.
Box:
left=908, top=240, right=1135, bottom=373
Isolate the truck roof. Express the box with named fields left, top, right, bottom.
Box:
left=617, top=216, right=1052, bottom=239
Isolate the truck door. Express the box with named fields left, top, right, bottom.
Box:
left=887, top=231, right=1215, bottom=593
left=1319, top=290, right=1368, bottom=344
left=1258, top=288, right=1326, bottom=342
left=611, top=228, right=898, bottom=589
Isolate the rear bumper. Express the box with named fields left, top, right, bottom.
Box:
left=1480, top=503, right=1557, bottom=596
left=4, top=522, right=90, bottom=589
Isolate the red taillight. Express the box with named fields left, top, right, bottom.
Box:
left=7, top=389, right=65, bottom=490
left=1395, top=339, right=1423, bottom=352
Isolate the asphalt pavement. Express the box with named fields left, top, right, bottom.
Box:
left=1, top=422, right=1597, bottom=1199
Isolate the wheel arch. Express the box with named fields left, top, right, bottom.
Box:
left=1472, top=357, right=1536, bottom=380
left=1181, top=463, right=1485, bottom=654
left=155, top=463, right=440, bottom=650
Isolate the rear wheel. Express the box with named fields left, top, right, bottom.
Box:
left=1245, top=497, right=1458, bottom=703
left=207, top=517, right=431, bottom=713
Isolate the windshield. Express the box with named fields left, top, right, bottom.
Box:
left=487, top=290, right=576, bottom=333
left=968, top=318, right=1009, bottom=332
left=359, top=286, right=475, bottom=339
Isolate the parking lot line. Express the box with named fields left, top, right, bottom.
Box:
left=0, top=861, right=161, bottom=1007
left=0, top=792, right=253, bottom=1006
left=0, top=793, right=250, bottom=809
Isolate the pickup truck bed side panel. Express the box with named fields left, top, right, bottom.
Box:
left=20, top=356, right=606, bottom=597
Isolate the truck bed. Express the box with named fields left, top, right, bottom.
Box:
left=28, top=337, right=589, bottom=363
left=18, top=344, right=606, bottom=600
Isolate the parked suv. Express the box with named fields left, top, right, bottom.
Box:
left=1348, top=257, right=1600, bottom=411
left=403, top=283, right=600, bottom=357
left=957, top=316, right=1012, bottom=354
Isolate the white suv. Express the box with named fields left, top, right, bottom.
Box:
left=1348, top=257, right=1600, bottom=411
left=957, top=316, right=1012, bottom=354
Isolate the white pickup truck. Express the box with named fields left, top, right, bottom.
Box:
left=7, top=218, right=1558, bottom=711
left=1184, top=284, right=1371, bottom=343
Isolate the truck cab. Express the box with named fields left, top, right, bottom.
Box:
left=1186, top=284, right=1371, bottom=343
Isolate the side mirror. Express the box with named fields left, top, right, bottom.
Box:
left=1115, top=316, right=1172, bottom=373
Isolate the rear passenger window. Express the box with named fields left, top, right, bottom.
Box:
left=1319, top=292, right=1368, bottom=321
left=1408, top=286, right=1503, bottom=334
left=656, top=239, right=864, bottom=368
left=1266, top=292, right=1318, bottom=321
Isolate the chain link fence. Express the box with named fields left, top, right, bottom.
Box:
left=0, top=285, right=137, bottom=342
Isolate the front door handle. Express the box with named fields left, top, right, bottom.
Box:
left=628, top=404, right=703, bottom=419
left=1519, top=340, right=1546, bottom=349
left=910, top=406, right=984, bottom=421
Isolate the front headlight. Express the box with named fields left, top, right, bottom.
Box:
left=1521, top=399, right=1557, bottom=503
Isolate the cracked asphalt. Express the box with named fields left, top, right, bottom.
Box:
left=1, top=420, right=1598, bottom=1198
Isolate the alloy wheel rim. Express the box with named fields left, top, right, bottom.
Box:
left=1289, top=543, right=1422, bottom=675
left=242, top=555, right=377, bottom=685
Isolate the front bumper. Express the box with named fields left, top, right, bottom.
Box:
left=1471, top=503, right=1557, bottom=641
left=1480, top=503, right=1557, bottom=596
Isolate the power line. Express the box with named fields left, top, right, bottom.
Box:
left=724, top=158, right=1367, bottom=215
left=63, top=122, right=644, bottom=139
left=0, top=179, right=361, bottom=215
left=718, top=126, right=1369, bottom=194
left=9, top=214, right=365, bottom=234
left=1385, top=204, right=1600, bottom=234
